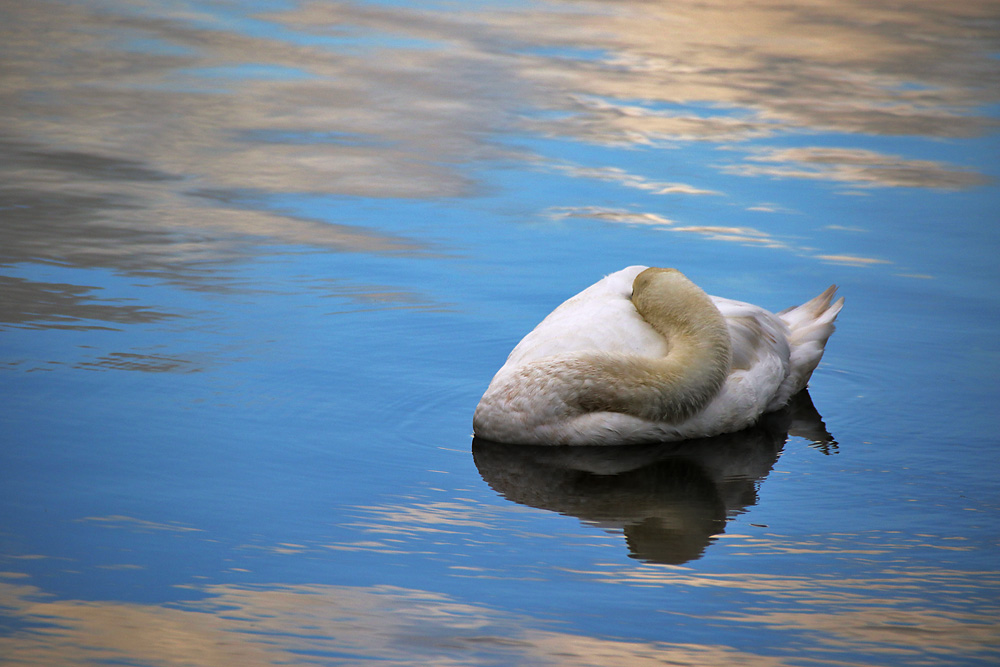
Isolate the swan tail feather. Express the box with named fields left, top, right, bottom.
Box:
left=773, top=286, right=843, bottom=406
left=778, top=285, right=842, bottom=333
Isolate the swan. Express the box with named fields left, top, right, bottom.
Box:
left=473, top=266, right=843, bottom=446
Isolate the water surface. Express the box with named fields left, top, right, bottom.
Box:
left=2, top=1, right=999, bottom=665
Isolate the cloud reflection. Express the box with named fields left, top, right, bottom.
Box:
left=75, top=515, right=203, bottom=533
left=2, top=0, right=995, bottom=329
left=549, top=206, right=793, bottom=250
left=563, top=565, right=1000, bottom=662
left=3, top=560, right=996, bottom=666
left=473, top=391, right=835, bottom=565
left=727, top=147, right=990, bottom=190
left=2, top=1, right=447, bottom=329
left=2, top=1, right=994, bottom=288
left=0, top=579, right=800, bottom=666
left=0, top=276, right=176, bottom=331
left=550, top=163, right=722, bottom=195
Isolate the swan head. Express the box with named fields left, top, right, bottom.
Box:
left=631, top=267, right=691, bottom=297
left=631, top=267, right=720, bottom=336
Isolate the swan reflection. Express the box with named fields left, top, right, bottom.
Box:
left=473, top=391, right=834, bottom=565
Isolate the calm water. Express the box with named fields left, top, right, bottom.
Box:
left=2, top=0, right=999, bottom=665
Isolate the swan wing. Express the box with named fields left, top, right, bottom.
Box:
left=712, top=297, right=791, bottom=377
left=689, top=296, right=792, bottom=429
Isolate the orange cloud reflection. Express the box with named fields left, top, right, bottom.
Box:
left=0, top=579, right=791, bottom=666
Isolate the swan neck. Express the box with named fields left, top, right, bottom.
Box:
left=621, top=268, right=733, bottom=421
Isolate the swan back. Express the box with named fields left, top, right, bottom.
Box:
left=502, top=266, right=665, bottom=366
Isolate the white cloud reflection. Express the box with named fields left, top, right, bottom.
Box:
left=549, top=206, right=793, bottom=250
left=815, top=254, right=893, bottom=266
left=563, top=538, right=1000, bottom=662
left=1, top=0, right=995, bottom=332
left=727, top=147, right=990, bottom=190
left=550, top=163, right=722, bottom=195
left=547, top=206, right=676, bottom=227
left=1, top=564, right=997, bottom=666
left=0, top=579, right=792, bottom=667
left=75, top=515, right=204, bottom=533
left=1, top=0, right=994, bottom=283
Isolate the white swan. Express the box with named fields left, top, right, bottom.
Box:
left=473, top=266, right=843, bottom=446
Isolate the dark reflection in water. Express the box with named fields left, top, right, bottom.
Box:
left=0, top=276, right=175, bottom=331
left=0, top=136, right=428, bottom=276
left=474, top=392, right=833, bottom=565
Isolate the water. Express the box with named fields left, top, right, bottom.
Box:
left=2, top=0, right=998, bottom=664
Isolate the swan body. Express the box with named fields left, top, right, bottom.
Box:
left=473, top=266, right=842, bottom=446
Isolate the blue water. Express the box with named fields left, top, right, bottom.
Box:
left=2, top=1, right=999, bottom=665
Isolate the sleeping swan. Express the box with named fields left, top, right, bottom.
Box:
left=473, top=266, right=843, bottom=446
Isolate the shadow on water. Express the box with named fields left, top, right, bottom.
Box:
left=473, top=391, right=834, bottom=565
